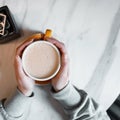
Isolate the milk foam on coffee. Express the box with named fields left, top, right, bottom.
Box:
left=22, top=41, right=60, bottom=80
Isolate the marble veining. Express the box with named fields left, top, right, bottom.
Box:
left=85, top=5, right=120, bottom=101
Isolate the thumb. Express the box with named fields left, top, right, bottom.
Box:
left=14, top=55, right=26, bottom=78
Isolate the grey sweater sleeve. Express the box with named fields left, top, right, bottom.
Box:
left=0, top=88, right=34, bottom=120
left=51, top=83, right=110, bottom=120
left=0, top=84, right=110, bottom=120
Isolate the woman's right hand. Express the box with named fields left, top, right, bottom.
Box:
left=14, top=39, right=35, bottom=96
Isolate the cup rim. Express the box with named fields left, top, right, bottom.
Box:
left=22, top=40, right=61, bottom=81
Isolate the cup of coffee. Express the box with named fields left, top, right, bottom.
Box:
left=22, top=41, right=61, bottom=81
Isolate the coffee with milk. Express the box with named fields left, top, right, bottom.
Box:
left=22, top=41, right=61, bottom=81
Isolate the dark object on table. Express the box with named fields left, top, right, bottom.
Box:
left=107, top=94, right=120, bottom=120
left=0, top=6, right=20, bottom=43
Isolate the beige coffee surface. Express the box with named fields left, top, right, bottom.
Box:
left=23, top=42, right=59, bottom=79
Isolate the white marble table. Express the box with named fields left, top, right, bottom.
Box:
left=0, top=0, right=120, bottom=119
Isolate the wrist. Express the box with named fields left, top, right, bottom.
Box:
left=17, top=86, right=33, bottom=97
left=51, top=82, right=81, bottom=109
left=52, top=81, right=69, bottom=92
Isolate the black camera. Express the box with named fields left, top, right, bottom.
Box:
left=0, top=6, right=20, bottom=43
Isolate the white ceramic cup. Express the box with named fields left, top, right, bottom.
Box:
left=22, top=41, right=61, bottom=81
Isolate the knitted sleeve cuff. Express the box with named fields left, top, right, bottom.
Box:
left=4, top=88, right=34, bottom=117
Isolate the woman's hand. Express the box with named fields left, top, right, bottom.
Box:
left=14, top=40, right=35, bottom=96
left=46, top=38, right=69, bottom=92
